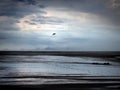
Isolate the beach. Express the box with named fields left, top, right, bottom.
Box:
left=0, top=52, right=120, bottom=89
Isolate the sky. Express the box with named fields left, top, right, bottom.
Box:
left=0, top=0, right=120, bottom=51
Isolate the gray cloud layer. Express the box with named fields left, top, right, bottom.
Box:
left=13, top=0, right=120, bottom=25
left=0, top=0, right=120, bottom=30
left=0, top=0, right=45, bottom=17
left=0, top=0, right=120, bottom=51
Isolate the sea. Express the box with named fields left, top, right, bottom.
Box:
left=0, top=55, right=120, bottom=85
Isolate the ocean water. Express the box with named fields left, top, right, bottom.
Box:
left=0, top=55, right=120, bottom=85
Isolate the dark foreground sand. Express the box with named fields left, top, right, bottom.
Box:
left=0, top=76, right=120, bottom=90
left=0, top=82, right=120, bottom=90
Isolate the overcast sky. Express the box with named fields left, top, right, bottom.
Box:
left=0, top=0, right=120, bottom=51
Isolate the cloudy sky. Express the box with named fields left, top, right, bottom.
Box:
left=0, top=0, right=120, bottom=51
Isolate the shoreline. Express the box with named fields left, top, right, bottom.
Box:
left=0, top=51, right=120, bottom=58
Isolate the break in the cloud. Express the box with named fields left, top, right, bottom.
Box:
left=0, top=0, right=120, bottom=51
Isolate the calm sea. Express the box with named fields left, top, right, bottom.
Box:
left=0, top=55, right=120, bottom=85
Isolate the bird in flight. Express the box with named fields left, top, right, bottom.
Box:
left=52, top=33, right=56, bottom=35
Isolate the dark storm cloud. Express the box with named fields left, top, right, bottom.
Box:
left=14, top=0, right=46, bottom=8
left=110, top=0, right=120, bottom=8
left=0, top=0, right=120, bottom=25
left=15, top=0, right=36, bottom=5
left=14, top=0, right=38, bottom=5
left=16, top=0, right=120, bottom=25
left=0, top=0, right=46, bottom=18
left=59, top=0, right=120, bottom=25
left=18, top=0, right=119, bottom=26
left=0, top=0, right=47, bottom=31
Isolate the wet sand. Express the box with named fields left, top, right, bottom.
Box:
left=0, top=80, right=120, bottom=90
left=0, top=75, right=120, bottom=90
